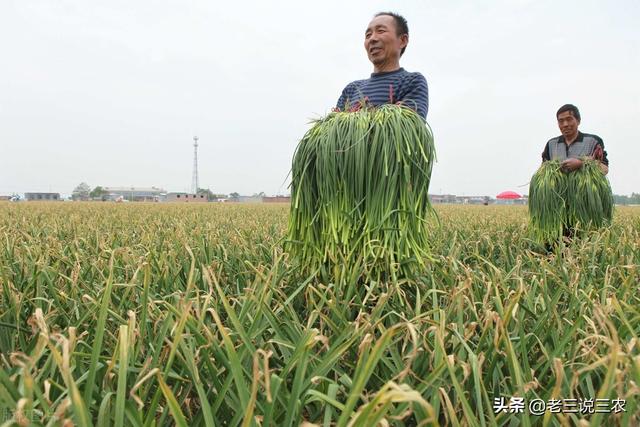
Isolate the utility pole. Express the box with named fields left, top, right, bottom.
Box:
left=191, top=136, right=199, bottom=194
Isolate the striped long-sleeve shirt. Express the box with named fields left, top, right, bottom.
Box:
left=336, top=68, right=429, bottom=120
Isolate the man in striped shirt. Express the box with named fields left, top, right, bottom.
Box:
left=336, top=12, right=429, bottom=120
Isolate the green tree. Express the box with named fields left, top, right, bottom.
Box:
left=90, top=186, right=109, bottom=201
left=72, top=182, right=91, bottom=201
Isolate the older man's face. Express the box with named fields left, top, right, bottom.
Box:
left=557, top=111, right=580, bottom=139
left=364, top=15, right=407, bottom=67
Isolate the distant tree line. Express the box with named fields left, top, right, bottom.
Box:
left=71, top=183, right=109, bottom=201
left=70, top=184, right=235, bottom=201
left=54, top=185, right=640, bottom=205
left=613, top=193, right=640, bottom=205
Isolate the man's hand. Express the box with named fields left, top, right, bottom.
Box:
left=561, top=158, right=583, bottom=172
left=585, top=153, right=609, bottom=175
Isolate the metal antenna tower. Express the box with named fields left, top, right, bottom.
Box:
left=191, top=136, right=199, bottom=194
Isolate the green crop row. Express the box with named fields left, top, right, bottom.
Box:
left=0, top=203, right=638, bottom=426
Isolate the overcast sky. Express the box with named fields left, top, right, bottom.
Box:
left=1, top=0, right=638, bottom=197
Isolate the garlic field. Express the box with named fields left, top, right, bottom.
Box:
left=0, top=203, right=638, bottom=426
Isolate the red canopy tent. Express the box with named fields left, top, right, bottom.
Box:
left=496, top=191, right=522, bottom=200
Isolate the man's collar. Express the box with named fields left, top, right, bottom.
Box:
left=558, top=131, right=584, bottom=144
left=371, top=67, right=404, bottom=78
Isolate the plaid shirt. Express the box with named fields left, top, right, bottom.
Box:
left=542, top=132, right=608, bottom=165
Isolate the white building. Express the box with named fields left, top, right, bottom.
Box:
left=104, top=187, right=165, bottom=202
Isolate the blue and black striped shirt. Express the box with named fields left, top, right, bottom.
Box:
left=336, top=68, right=429, bottom=119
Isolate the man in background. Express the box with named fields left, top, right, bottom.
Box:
left=542, top=104, right=609, bottom=174
left=541, top=104, right=609, bottom=245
